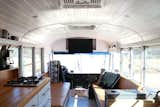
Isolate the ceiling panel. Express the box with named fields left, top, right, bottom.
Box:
left=0, top=0, right=160, bottom=47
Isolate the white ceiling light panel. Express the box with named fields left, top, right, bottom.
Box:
left=60, top=0, right=104, bottom=8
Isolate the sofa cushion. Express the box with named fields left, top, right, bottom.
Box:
left=99, top=72, right=120, bottom=89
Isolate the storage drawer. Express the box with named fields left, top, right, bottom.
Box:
left=25, top=80, right=51, bottom=107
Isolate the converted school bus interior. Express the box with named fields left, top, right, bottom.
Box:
left=0, top=0, right=160, bottom=107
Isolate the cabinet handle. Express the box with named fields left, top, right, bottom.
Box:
left=31, top=104, right=36, bottom=107
left=42, top=93, right=45, bottom=96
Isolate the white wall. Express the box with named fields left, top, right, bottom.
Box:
left=52, top=39, right=68, bottom=52
left=51, top=39, right=109, bottom=52
left=94, top=39, right=109, bottom=52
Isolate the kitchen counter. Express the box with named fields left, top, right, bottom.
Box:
left=51, top=82, right=70, bottom=107
left=0, top=77, right=50, bottom=107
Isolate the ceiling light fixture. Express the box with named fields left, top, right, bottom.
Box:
left=68, top=25, right=96, bottom=30
left=60, top=0, right=104, bottom=8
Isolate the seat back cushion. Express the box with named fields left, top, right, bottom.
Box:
left=99, top=72, right=120, bottom=89
left=97, top=69, right=106, bottom=84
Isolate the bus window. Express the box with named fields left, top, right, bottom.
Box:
left=121, top=49, right=130, bottom=77
left=23, top=47, right=32, bottom=77
left=145, top=46, right=160, bottom=90
left=132, top=47, right=142, bottom=84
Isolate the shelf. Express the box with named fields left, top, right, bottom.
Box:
left=0, top=38, right=43, bottom=47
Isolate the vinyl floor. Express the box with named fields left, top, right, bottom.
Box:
left=66, top=96, right=97, bottom=107
left=66, top=89, right=97, bottom=107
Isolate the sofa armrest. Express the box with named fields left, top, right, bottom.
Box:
left=118, top=76, right=143, bottom=90
left=92, top=84, right=105, bottom=107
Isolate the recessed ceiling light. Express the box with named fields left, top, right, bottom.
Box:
left=125, top=14, right=130, bottom=18
left=68, top=25, right=96, bottom=30
left=60, top=0, right=104, bottom=8
left=32, top=15, right=38, bottom=18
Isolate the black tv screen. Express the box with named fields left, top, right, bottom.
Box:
left=67, top=38, right=93, bottom=53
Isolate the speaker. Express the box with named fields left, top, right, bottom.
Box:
left=1, top=29, right=9, bottom=39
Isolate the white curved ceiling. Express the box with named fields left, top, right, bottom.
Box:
left=0, top=0, right=160, bottom=47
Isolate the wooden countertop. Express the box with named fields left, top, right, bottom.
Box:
left=51, top=82, right=70, bottom=107
left=0, top=77, right=50, bottom=107
left=0, top=68, right=18, bottom=72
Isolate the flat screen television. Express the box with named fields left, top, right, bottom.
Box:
left=67, top=38, right=93, bottom=53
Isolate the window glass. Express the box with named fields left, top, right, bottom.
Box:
left=9, top=47, right=18, bottom=68
left=145, top=46, right=160, bottom=90
left=80, top=53, right=109, bottom=73
left=23, top=47, right=32, bottom=77
left=35, top=48, right=41, bottom=75
left=53, top=52, right=110, bottom=74
left=53, top=54, right=77, bottom=72
left=132, top=47, right=142, bottom=83
left=121, top=49, right=130, bottom=77
left=112, top=52, right=120, bottom=72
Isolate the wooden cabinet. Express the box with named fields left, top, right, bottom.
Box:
left=25, top=82, right=51, bottom=107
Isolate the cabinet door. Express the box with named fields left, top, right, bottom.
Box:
left=38, top=82, right=51, bottom=107
left=25, top=94, right=38, bottom=107
left=25, top=81, right=51, bottom=107
left=39, top=98, right=51, bottom=107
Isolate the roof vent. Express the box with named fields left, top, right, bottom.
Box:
left=68, top=25, right=96, bottom=30
left=61, top=0, right=103, bottom=8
